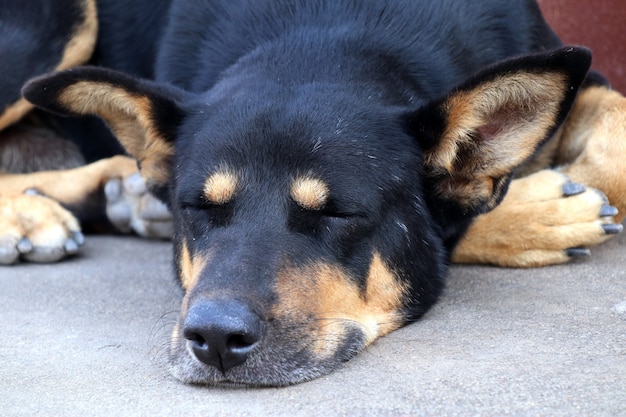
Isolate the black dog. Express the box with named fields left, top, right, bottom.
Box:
left=14, top=0, right=624, bottom=386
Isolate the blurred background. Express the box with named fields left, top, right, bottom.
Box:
left=538, top=0, right=626, bottom=93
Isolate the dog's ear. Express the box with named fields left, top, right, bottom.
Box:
left=22, top=67, right=188, bottom=192
left=411, top=47, right=591, bottom=213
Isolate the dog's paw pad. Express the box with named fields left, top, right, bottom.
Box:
left=104, top=173, right=172, bottom=239
left=105, top=178, right=132, bottom=233
left=137, top=193, right=171, bottom=221
left=0, top=194, right=83, bottom=264
left=122, top=172, right=147, bottom=196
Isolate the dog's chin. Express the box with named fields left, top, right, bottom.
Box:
left=168, top=325, right=366, bottom=387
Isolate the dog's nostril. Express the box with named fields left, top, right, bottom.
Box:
left=182, top=299, right=263, bottom=373
left=185, top=331, right=208, bottom=350
left=227, top=333, right=259, bottom=352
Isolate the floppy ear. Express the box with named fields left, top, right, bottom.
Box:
left=22, top=67, right=188, bottom=193
left=411, top=47, right=591, bottom=213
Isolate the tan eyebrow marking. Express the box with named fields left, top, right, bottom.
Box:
left=291, top=176, right=329, bottom=210
left=203, top=170, right=239, bottom=204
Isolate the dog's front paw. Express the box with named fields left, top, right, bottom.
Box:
left=105, top=172, right=173, bottom=239
left=0, top=194, right=84, bottom=264
left=452, top=170, right=623, bottom=267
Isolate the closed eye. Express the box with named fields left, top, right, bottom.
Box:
left=180, top=199, right=233, bottom=228
left=319, top=210, right=363, bottom=220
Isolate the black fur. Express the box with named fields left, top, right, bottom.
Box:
left=0, top=0, right=85, bottom=109
left=20, top=0, right=594, bottom=385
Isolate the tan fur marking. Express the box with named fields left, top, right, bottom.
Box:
left=56, top=0, right=98, bottom=71
left=0, top=99, right=34, bottom=132
left=291, top=177, right=329, bottom=210
left=0, top=0, right=97, bottom=131
left=556, top=86, right=626, bottom=223
left=274, top=252, right=407, bottom=358
left=203, top=170, right=238, bottom=204
left=0, top=155, right=137, bottom=206
left=179, top=241, right=209, bottom=291
left=0, top=193, right=80, bottom=236
left=0, top=193, right=81, bottom=264
left=57, top=82, right=174, bottom=186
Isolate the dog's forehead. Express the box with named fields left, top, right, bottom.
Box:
left=175, top=91, right=418, bottom=206
left=199, top=164, right=333, bottom=210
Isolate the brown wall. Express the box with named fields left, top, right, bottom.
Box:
left=537, top=0, right=626, bottom=93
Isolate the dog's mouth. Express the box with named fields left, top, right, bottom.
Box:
left=167, top=253, right=409, bottom=386
left=168, top=316, right=367, bottom=386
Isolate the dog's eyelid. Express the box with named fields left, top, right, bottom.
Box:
left=321, top=210, right=361, bottom=220
left=180, top=196, right=229, bottom=210
left=200, top=194, right=228, bottom=206
left=292, top=199, right=362, bottom=219
left=319, top=202, right=366, bottom=220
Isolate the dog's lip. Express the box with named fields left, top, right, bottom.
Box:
left=170, top=305, right=369, bottom=386
left=188, top=377, right=271, bottom=389
left=175, top=357, right=304, bottom=388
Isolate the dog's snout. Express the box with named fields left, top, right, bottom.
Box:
left=182, top=299, right=263, bottom=373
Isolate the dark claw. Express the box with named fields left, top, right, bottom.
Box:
left=24, top=188, right=44, bottom=197
left=71, top=231, right=85, bottom=246
left=562, top=182, right=586, bottom=197
left=566, top=247, right=591, bottom=258
left=17, top=238, right=33, bottom=254
left=600, top=205, right=618, bottom=217
left=603, top=224, right=624, bottom=235
left=64, top=239, right=79, bottom=255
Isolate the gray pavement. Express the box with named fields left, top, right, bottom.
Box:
left=1, top=231, right=625, bottom=416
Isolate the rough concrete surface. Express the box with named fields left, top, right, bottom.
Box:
left=1, top=230, right=625, bottom=416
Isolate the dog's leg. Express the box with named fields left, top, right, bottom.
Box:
left=452, top=84, right=626, bottom=267
left=555, top=86, right=626, bottom=220
left=0, top=156, right=172, bottom=264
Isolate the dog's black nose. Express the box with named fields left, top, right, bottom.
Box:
left=182, top=299, right=263, bottom=373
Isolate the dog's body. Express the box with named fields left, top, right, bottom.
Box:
left=2, top=0, right=625, bottom=385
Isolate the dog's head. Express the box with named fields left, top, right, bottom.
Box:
left=24, top=47, right=590, bottom=386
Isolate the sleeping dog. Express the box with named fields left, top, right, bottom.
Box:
left=2, top=0, right=625, bottom=386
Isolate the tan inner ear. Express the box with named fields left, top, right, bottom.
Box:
left=427, top=72, right=567, bottom=175
left=57, top=81, right=173, bottom=185
left=0, top=0, right=98, bottom=130
left=425, top=72, right=568, bottom=209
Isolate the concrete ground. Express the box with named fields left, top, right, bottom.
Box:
left=1, top=231, right=625, bottom=417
